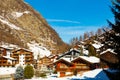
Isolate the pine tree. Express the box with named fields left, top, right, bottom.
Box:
left=24, top=64, right=34, bottom=79
left=88, top=44, right=96, bottom=56
left=104, top=0, right=120, bottom=68
left=14, top=66, right=24, bottom=80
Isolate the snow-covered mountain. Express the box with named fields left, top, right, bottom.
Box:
left=0, top=0, right=69, bottom=54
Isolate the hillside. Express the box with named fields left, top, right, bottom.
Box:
left=0, top=0, right=69, bottom=54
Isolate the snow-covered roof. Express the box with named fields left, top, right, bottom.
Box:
left=92, top=43, right=104, bottom=49
left=83, top=49, right=89, bottom=55
left=3, top=56, right=16, bottom=60
left=54, top=58, right=72, bottom=64
left=13, top=48, right=32, bottom=53
left=69, top=48, right=80, bottom=52
left=100, top=49, right=117, bottom=55
left=80, top=56, right=100, bottom=63
left=72, top=56, right=100, bottom=63
left=0, top=42, right=18, bottom=49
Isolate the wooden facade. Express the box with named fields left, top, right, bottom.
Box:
left=72, top=56, right=99, bottom=70
left=53, top=58, right=74, bottom=77
left=11, top=48, right=34, bottom=65
left=0, top=47, right=7, bottom=56
left=0, top=47, right=16, bottom=67
left=54, top=56, right=100, bottom=77
left=38, top=56, right=53, bottom=71
left=0, top=56, right=16, bottom=67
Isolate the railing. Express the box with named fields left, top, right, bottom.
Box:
left=25, top=56, right=33, bottom=58
left=56, top=66, right=90, bottom=72
left=0, top=64, right=15, bottom=67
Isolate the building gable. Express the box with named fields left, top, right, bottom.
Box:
left=57, top=49, right=80, bottom=60
left=100, top=51, right=119, bottom=64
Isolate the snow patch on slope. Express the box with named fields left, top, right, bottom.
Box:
left=11, top=11, right=30, bottom=18
left=27, top=41, right=51, bottom=59
left=0, top=15, right=22, bottom=30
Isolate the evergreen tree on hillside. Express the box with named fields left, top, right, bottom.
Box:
left=103, top=0, right=120, bottom=80
left=88, top=44, right=96, bottom=56
left=104, top=0, right=120, bottom=68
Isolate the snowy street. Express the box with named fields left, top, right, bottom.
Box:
left=1, top=67, right=119, bottom=80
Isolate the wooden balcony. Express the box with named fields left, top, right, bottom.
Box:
left=25, top=55, right=33, bottom=58
left=56, top=65, right=90, bottom=72
left=0, top=63, right=15, bottom=67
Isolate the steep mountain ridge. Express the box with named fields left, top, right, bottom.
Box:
left=0, top=0, right=69, bottom=54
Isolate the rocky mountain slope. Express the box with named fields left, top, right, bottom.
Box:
left=0, top=0, right=69, bottom=54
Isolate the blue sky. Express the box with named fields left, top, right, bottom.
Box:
left=25, top=0, right=114, bottom=43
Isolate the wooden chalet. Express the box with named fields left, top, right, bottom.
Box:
left=38, top=56, right=53, bottom=71
left=72, top=56, right=100, bottom=71
left=11, top=48, right=34, bottom=65
left=53, top=58, right=74, bottom=77
left=48, top=54, right=58, bottom=62
left=0, top=47, right=7, bottom=56
left=100, top=49, right=119, bottom=68
left=0, top=56, right=16, bottom=67
left=53, top=56, right=100, bottom=77
left=57, top=48, right=80, bottom=60
left=0, top=47, right=16, bottom=67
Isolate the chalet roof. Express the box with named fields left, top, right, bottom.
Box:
left=83, top=49, right=89, bottom=55
left=72, top=56, right=100, bottom=64
left=0, top=43, right=18, bottom=49
left=100, top=49, right=117, bottom=55
left=57, top=48, right=80, bottom=59
left=100, top=49, right=119, bottom=64
left=92, top=43, right=104, bottom=49
left=3, top=56, right=16, bottom=60
left=0, top=46, right=13, bottom=50
left=54, top=58, right=73, bottom=65
left=12, top=48, right=32, bottom=53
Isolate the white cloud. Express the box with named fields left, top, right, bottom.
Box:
left=52, top=25, right=100, bottom=35
left=46, top=19, right=80, bottom=24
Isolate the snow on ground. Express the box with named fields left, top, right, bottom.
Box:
left=0, top=15, right=22, bottom=30
left=27, top=41, right=51, bottom=59
left=81, top=69, right=102, bottom=78
left=0, top=67, right=16, bottom=75
left=70, top=69, right=109, bottom=80
left=24, top=69, right=110, bottom=80
left=25, top=77, right=69, bottom=80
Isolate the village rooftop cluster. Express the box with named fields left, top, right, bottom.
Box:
left=0, top=40, right=119, bottom=79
